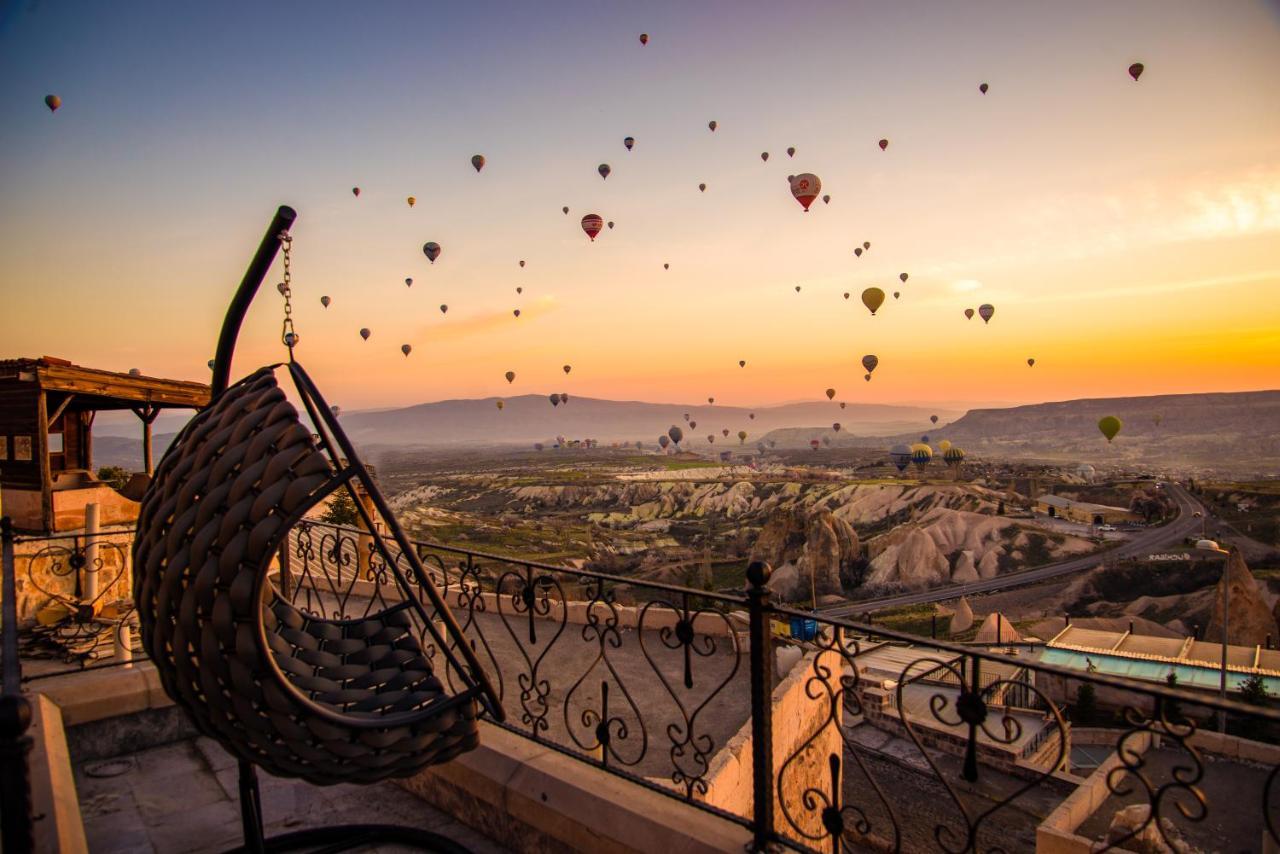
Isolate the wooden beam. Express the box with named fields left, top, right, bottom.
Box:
left=46, top=393, right=75, bottom=429
left=36, top=391, right=53, bottom=533
left=133, top=404, right=160, bottom=475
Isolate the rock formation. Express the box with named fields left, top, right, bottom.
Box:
left=752, top=510, right=859, bottom=604
left=1204, top=549, right=1277, bottom=647
left=973, top=612, right=1020, bottom=644
left=950, top=597, right=974, bottom=634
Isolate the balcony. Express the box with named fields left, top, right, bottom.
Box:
left=4, top=518, right=1279, bottom=852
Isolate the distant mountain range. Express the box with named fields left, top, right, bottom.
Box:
left=89, top=390, right=1280, bottom=478
left=338, top=396, right=953, bottom=448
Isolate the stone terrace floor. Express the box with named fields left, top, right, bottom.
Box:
left=74, top=736, right=511, bottom=853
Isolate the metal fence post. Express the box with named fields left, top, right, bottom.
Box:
left=1, top=516, right=35, bottom=852
left=746, top=560, right=775, bottom=851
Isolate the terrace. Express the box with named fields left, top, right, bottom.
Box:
left=4, top=516, right=1280, bottom=853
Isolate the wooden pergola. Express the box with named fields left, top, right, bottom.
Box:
left=0, top=357, right=209, bottom=532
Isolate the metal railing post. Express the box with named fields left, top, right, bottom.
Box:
left=1, top=516, right=35, bottom=852
left=746, top=560, right=775, bottom=851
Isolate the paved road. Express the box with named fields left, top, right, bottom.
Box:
left=818, top=482, right=1207, bottom=617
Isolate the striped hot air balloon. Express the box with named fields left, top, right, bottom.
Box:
left=581, top=214, right=604, bottom=241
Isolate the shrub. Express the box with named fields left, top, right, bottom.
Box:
left=97, top=465, right=131, bottom=491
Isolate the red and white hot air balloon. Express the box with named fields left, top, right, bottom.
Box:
left=789, top=173, right=821, bottom=212
left=581, top=214, right=604, bottom=241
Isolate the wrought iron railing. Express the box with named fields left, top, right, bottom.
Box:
left=5, top=516, right=1280, bottom=852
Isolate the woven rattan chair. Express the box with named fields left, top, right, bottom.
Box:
left=133, top=207, right=503, bottom=852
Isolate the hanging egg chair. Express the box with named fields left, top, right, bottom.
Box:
left=133, top=206, right=503, bottom=849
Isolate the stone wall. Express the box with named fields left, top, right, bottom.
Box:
left=693, top=642, right=844, bottom=847
left=8, top=529, right=134, bottom=626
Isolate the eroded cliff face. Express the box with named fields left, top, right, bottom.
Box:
left=1205, top=550, right=1278, bottom=647
left=861, top=508, right=1094, bottom=590
left=751, top=510, right=860, bottom=604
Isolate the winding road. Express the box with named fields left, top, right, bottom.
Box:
left=818, top=482, right=1207, bottom=617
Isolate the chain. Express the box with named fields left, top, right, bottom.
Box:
left=277, top=232, right=298, bottom=355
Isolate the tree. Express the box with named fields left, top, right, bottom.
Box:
left=98, top=465, right=131, bottom=491
left=1074, top=682, right=1098, bottom=726
left=321, top=489, right=361, bottom=527
left=1238, top=674, right=1270, bottom=740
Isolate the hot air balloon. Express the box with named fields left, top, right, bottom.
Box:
left=825, top=388, right=836, bottom=400
left=832, top=423, right=842, bottom=433
left=878, top=139, right=888, bottom=151
left=607, top=221, right=615, bottom=229
left=471, top=154, right=486, bottom=172
left=45, top=94, right=61, bottom=112
left=944, top=446, right=965, bottom=467
left=505, top=371, right=516, bottom=384
left=581, top=214, right=604, bottom=241
left=683, top=413, right=691, bottom=422
left=560, top=393, right=570, bottom=404
left=439, top=304, right=448, bottom=314
left=401, top=344, right=412, bottom=357
left=760, top=152, right=769, bottom=162
left=513, top=309, right=521, bottom=317
left=939, top=439, right=952, bottom=452
left=624, top=136, right=635, bottom=151
left=330, top=405, right=342, bottom=418
left=519, top=260, right=525, bottom=269
left=737, top=360, right=746, bottom=369
left=563, top=206, right=570, bottom=215
left=351, top=187, right=360, bottom=197
left=320, top=295, right=331, bottom=308
left=786, top=147, right=796, bottom=158
left=795, top=285, right=802, bottom=293
left=964, top=308, right=975, bottom=320
left=639, top=33, right=649, bottom=45
left=862, top=355, right=878, bottom=375
left=707, top=397, right=715, bottom=405
left=890, top=444, right=912, bottom=472
left=658, top=435, right=670, bottom=449
left=843, top=292, right=850, bottom=300
left=822, top=195, right=830, bottom=205
left=663, top=263, right=669, bottom=270
left=405, top=278, right=413, bottom=287
left=360, top=328, right=371, bottom=341
left=864, top=374, right=871, bottom=382
left=748, top=413, right=755, bottom=420
left=899, top=273, right=909, bottom=283
left=207, top=359, right=216, bottom=369
left=698, top=183, right=706, bottom=192
left=516, top=287, right=523, bottom=295
left=496, top=400, right=504, bottom=410
left=1128, top=62, right=1144, bottom=81
left=563, top=365, right=572, bottom=375
left=738, top=431, right=747, bottom=444
left=689, top=421, right=697, bottom=429
left=790, top=173, right=821, bottom=212
left=708, top=120, right=717, bottom=132
left=839, top=402, right=846, bottom=409
left=1098, top=415, right=1122, bottom=443
left=979, top=83, right=989, bottom=94
left=911, top=444, right=933, bottom=469
left=810, top=439, right=820, bottom=451
left=598, top=163, right=611, bottom=180
left=722, top=428, right=730, bottom=438
left=893, top=292, right=900, bottom=300
left=407, top=196, right=416, bottom=208
left=978, top=303, right=995, bottom=324
left=668, top=425, right=683, bottom=445
left=550, top=394, right=562, bottom=407
left=861, top=288, right=885, bottom=315
left=1027, top=358, right=1036, bottom=367
left=854, top=248, right=863, bottom=257
left=423, top=242, right=441, bottom=263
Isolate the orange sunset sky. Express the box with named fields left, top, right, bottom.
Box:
left=2, top=2, right=1279, bottom=410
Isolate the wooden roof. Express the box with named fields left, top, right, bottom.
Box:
left=0, top=357, right=209, bottom=410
